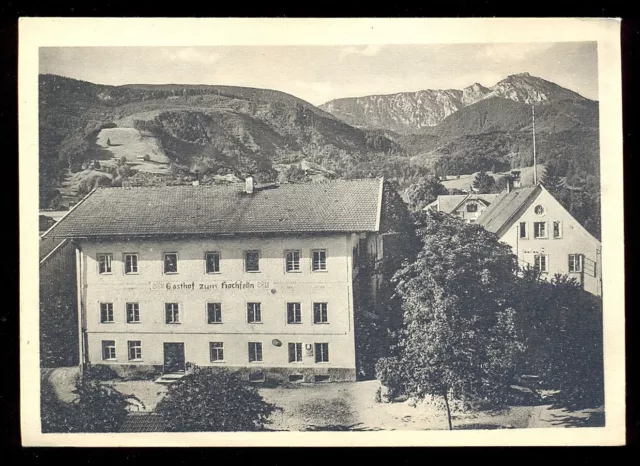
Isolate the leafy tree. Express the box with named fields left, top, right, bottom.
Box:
left=405, top=176, right=448, bottom=213
left=155, top=368, right=279, bottom=432
left=472, top=171, right=497, bottom=194
left=448, top=188, right=467, bottom=195
left=375, top=211, right=524, bottom=429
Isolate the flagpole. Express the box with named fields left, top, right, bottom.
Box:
left=532, top=104, right=537, bottom=185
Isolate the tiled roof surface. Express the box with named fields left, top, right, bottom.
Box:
left=119, top=413, right=165, bottom=433
left=48, top=179, right=384, bottom=238
left=477, top=185, right=541, bottom=234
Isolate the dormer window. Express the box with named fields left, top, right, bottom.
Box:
left=466, top=203, right=478, bottom=213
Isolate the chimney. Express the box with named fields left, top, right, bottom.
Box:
left=511, top=170, right=522, bottom=189
left=245, top=176, right=254, bottom=194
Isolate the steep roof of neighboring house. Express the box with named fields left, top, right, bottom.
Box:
left=425, top=193, right=500, bottom=214
left=39, top=235, right=65, bottom=261
left=47, top=179, right=385, bottom=239
left=40, top=210, right=72, bottom=222
left=476, top=185, right=541, bottom=234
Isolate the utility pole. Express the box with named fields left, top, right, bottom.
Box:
left=532, top=104, right=538, bottom=185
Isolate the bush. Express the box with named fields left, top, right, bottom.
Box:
left=155, top=367, right=280, bottom=431
left=41, top=376, right=139, bottom=433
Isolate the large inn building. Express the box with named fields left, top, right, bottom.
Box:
left=44, top=178, right=395, bottom=382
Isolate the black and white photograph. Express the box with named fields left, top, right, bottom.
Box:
left=19, top=18, right=625, bottom=446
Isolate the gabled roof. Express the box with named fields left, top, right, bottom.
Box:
left=425, top=193, right=500, bottom=214
left=47, top=179, right=385, bottom=239
left=476, top=185, right=541, bottom=235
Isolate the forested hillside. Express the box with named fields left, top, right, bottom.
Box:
left=39, top=74, right=425, bottom=208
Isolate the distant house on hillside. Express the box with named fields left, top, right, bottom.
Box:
left=425, top=193, right=500, bottom=224
left=477, top=182, right=602, bottom=298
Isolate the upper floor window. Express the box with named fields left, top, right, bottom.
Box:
left=287, top=303, right=302, bottom=324
left=98, top=254, right=113, bottom=274
left=164, top=253, right=178, bottom=274
left=285, top=250, right=301, bottom=272
left=205, top=252, right=220, bottom=274
left=568, top=254, right=583, bottom=273
left=533, top=222, right=547, bottom=239
left=245, top=250, right=260, bottom=272
left=519, top=222, right=528, bottom=239
left=100, top=302, right=114, bottom=323
left=533, top=254, right=549, bottom=273
left=534, top=204, right=546, bottom=216
left=124, top=253, right=138, bottom=274
left=126, top=302, right=140, bottom=323
left=553, top=221, right=563, bottom=239
left=207, top=302, right=222, bottom=324
left=165, top=303, right=180, bottom=324
left=313, top=302, right=328, bottom=324
left=466, top=203, right=478, bottom=213
left=312, top=249, right=327, bottom=271
left=247, top=302, right=262, bottom=323
left=314, top=343, right=329, bottom=363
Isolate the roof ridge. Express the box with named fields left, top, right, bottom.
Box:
left=97, top=178, right=383, bottom=190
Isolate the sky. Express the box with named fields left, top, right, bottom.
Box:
left=39, top=42, right=598, bottom=105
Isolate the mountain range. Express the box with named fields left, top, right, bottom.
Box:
left=38, top=72, right=599, bottom=213
left=319, top=72, right=592, bottom=134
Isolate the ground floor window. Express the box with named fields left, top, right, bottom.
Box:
left=533, top=254, right=549, bottom=273
left=248, top=342, right=263, bottom=362
left=288, top=342, right=303, bottom=363
left=210, top=342, right=224, bottom=362
left=102, top=340, right=116, bottom=360
left=127, top=340, right=142, bottom=360
left=314, top=343, right=329, bottom=363
left=568, top=253, right=583, bottom=273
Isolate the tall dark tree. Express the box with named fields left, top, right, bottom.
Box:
left=540, top=163, right=566, bottom=199
left=472, top=171, right=497, bottom=194
left=514, top=269, right=604, bottom=409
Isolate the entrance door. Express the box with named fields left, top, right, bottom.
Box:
left=163, top=343, right=185, bottom=373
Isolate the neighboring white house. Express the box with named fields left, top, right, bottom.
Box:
left=477, top=184, right=602, bottom=298
left=425, top=193, right=500, bottom=224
